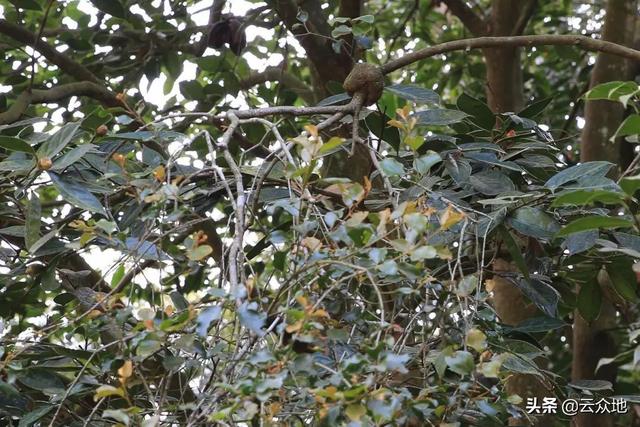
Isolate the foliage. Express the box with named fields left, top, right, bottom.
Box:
left=1, top=1, right=640, bottom=426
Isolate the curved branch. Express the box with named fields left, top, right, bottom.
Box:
left=511, top=0, right=538, bottom=36
left=440, top=0, right=486, bottom=36
left=0, top=19, right=100, bottom=83
left=382, top=34, right=640, bottom=74
left=0, top=82, right=120, bottom=125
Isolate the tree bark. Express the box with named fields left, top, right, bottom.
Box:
left=573, top=2, right=637, bottom=427
left=482, top=0, right=526, bottom=112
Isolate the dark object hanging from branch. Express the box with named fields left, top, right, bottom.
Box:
left=207, top=15, right=247, bottom=56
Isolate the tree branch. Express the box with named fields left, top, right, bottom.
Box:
left=382, top=34, right=640, bottom=74
left=511, top=0, right=537, bottom=36
left=0, top=82, right=120, bottom=125
left=272, top=0, right=353, bottom=87
left=338, top=0, right=363, bottom=18
left=440, top=0, right=487, bottom=36
left=0, top=19, right=101, bottom=84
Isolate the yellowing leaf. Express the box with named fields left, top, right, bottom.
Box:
left=285, top=320, right=304, bottom=334
left=153, top=165, right=166, bottom=181
left=296, top=295, right=310, bottom=308
left=439, top=205, right=465, bottom=230
left=94, top=385, right=125, bottom=401
left=188, top=244, right=213, bottom=261
left=304, top=124, right=318, bottom=138
left=312, top=309, right=329, bottom=318
left=301, top=236, right=322, bottom=251
left=118, top=360, right=133, bottom=383
left=387, top=119, right=405, bottom=130
left=345, top=403, right=366, bottom=421
left=465, top=328, right=487, bottom=352
left=404, top=135, right=425, bottom=151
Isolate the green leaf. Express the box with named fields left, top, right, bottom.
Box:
left=606, top=260, right=638, bottom=302
left=577, top=279, right=602, bottom=322
left=317, top=93, right=351, bottom=106
left=352, top=14, right=374, bottom=24
left=414, top=109, right=468, bottom=126
left=331, top=25, right=352, bottom=38
left=551, top=189, right=626, bottom=207
left=41, top=266, right=59, bottom=291
left=508, top=207, right=560, bottom=239
left=584, top=81, right=639, bottom=106
left=379, top=158, right=404, bottom=176
left=37, top=122, right=80, bottom=159
left=557, top=216, right=633, bottom=237
left=18, top=405, right=54, bottom=427
left=498, top=226, right=529, bottom=279
left=24, top=193, right=41, bottom=251
left=612, top=114, right=640, bottom=140
left=196, top=305, right=222, bottom=337
left=545, top=161, right=613, bottom=190
left=17, top=369, right=65, bottom=393
left=444, top=350, right=474, bottom=376
left=508, top=277, right=560, bottom=318
left=471, top=170, right=515, bottom=195
left=519, top=97, right=553, bottom=119
left=0, top=136, right=35, bottom=154
left=413, top=151, right=441, bottom=174
left=456, top=93, right=495, bottom=130
left=569, top=380, right=613, bottom=391
left=505, top=316, right=566, bottom=333
left=319, top=137, right=344, bottom=154
left=620, top=175, right=640, bottom=196
left=90, top=0, right=126, bottom=18
left=384, top=85, right=440, bottom=104
left=365, top=111, right=401, bottom=151
left=9, top=0, right=42, bottom=11
left=179, top=80, right=205, bottom=101
left=238, top=302, right=266, bottom=336
left=102, top=409, right=130, bottom=425
left=136, top=338, right=162, bottom=358
left=52, top=144, right=96, bottom=171
left=49, top=172, right=106, bottom=215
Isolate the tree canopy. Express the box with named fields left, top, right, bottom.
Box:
left=2, top=1, right=640, bottom=426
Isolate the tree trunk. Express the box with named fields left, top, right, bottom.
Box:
left=483, top=0, right=525, bottom=112
left=573, top=2, right=637, bottom=427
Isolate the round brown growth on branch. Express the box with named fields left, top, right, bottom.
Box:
left=343, top=63, right=385, bottom=106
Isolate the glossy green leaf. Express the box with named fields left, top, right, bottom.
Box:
left=49, top=173, right=106, bottom=215
left=24, top=193, right=41, bottom=251
left=0, top=136, right=35, bottom=154
left=456, top=93, right=494, bottom=130
left=557, top=216, right=633, bottom=237
left=385, top=84, right=440, bottom=104
left=37, top=122, right=80, bottom=159
left=577, top=279, right=602, bottom=322
left=414, top=109, right=468, bottom=126
left=90, top=0, right=126, bottom=18
left=545, top=161, right=613, bottom=190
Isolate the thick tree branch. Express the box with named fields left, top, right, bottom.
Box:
left=272, top=0, right=353, bottom=88
left=0, top=82, right=120, bottom=125
left=240, top=66, right=315, bottom=104
left=511, top=0, right=538, bottom=36
left=338, top=0, right=363, bottom=18
left=440, top=0, right=486, bottom=36
left=382, top=34, right=640, bottom=74
left=0, top=19, right=100, bottom=84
